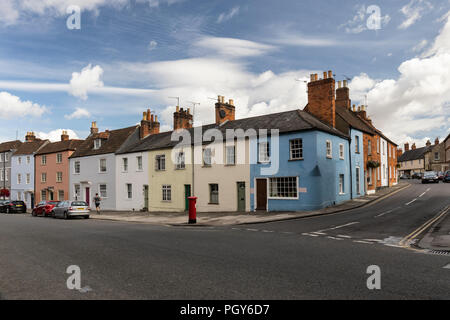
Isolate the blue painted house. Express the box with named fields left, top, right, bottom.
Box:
left=249, top=109, right=351, bottom=211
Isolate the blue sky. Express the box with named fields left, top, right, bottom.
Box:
left=0, top=0, right=449, bottom=146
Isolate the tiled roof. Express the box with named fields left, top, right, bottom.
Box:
left=118, top=109, right=350, bottom=154
left=335, top=106, right=376, bottom=135
left=36, top=139, right=84, bottom=155
left=398, top=146, right=430, bottom=162
left=0, top=140, right=22, bottom=153
left=70, top=126, right=138, bottom=159
left=13, top=139, right=49, bottom=155
left=357, top=115, right=398, bottom=146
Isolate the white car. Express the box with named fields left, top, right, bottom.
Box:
left=52, top=200, right=91, bottom=219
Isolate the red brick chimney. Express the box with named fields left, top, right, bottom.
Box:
left=335, top=80, right=351, bottom=110
left=404, top=143, right=410, bottom=151
left=412, top=143, right=416, bottom=150
left=356, top=105, right=368, bottom=120
left=305, top=70, right=336, bottom=128
left=215, top=96, right=235, bottom=125
left=397, top=148, right=403, bottom=159
left=435, top=137, right=440, bottom=145
left=25, top=132, right=36, bottom=142
left=174, top=106, right=193, bottom=130
left=140, top=109, right=160, bottom=139
left=90, top=122, right=99, bottom=135
left=61, top=130, right=69, bottom=141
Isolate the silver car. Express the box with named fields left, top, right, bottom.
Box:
left=52, top=200, right=91, bottom=219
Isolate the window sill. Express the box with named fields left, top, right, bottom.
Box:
left=202, top=165, right=212, bottom=168
left=175, top=168, right=186, bottom=170
left=225, top=164, right=236, bottom=167
left=208, top=202, right=219, bottom=205
left=289, top=158, right=303, bottom=162
left=339, top=193, right=346, bottom=195
left=326, top=156, right=332, bottom=159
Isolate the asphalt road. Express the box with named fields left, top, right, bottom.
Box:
left=0, top=180, right=449, bottom=300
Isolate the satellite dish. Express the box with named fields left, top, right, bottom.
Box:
left=219, top=110, right=226, bottom=119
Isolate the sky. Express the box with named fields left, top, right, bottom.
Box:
left=0, top=0, right=449, bottom=148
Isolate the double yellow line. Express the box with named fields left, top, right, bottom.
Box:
left=400, top=205, right=450, bottom=248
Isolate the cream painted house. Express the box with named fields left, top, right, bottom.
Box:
left=398, top=144, right=428, bottom=176
left=193, top=137, right=251, bottom=212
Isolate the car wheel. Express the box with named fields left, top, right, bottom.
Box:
left=6, top=207, right=10, bottom=214
left=84, top=215, right=90, bottom=219
left=64, top=211, right=68, bottom=220
left=32, top=210, right=36, bottom=217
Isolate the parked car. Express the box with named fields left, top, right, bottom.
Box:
left=32, top=201, right=60, bottom=217
left=0, top=201, right=27, bottom=213
left=400, top=174, right=410, bottom=179
left=52, top=200, right=90, bottom=220
left=437, top=171, right=444, bottom=181
left=421, top=171, right=439, bottom=184
left=412, top=172, right=423, bottom=179
left=444, top=171, right=450, bottom=183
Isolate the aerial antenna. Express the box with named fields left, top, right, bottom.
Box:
left=343, top=74, right=352, bottom=81
left=168, top=96, right=180, bottom=106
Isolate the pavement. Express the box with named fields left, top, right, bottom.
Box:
left=418, top=204, right=450, bottom=252
left=90, top=182, right=410, bottom=226
left=0, top=179, right=449, bottom=299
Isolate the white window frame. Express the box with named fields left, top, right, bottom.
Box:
left=26, top=156, right=30, bottom=164
left=175, top=152, right=185, bottom=170
left=355, top=136, right=360, bottom=153
left=41, top=190, right=46, bottom=201
left=203, top=148, right=212, bottom=166
left=18, top=157, right=22, bottom=165
left=17, top=173, right=21, bottom=184
left=339, top=144, right=345, bottom=160
left=162, top=185, right=171, bottom=201
left=226, top=145, right=236, bottom=166
left=58, top=190, right=64, bottom=201
left=339, top=174, right=345, bottom=195
left=126, top=183, right=132, bottom=199
left=99, top=184, right=107, bottom=198
left=289, top=139, right=303, bottom=160
left=258, top=141, right=270, bottom=163
left=74, top=161, right=81, bottom=174
left=56, top=171, right=63, bottom=183
left=56, top=153, right=63, bottom=163
left=94, top=139, right=102, bottom=150
left=356, top=167, right=361, bottom=195
left=137, top=156, right=143, bottom=171
left=209, top=184, right=219, bottom=204
left=26, top=173, right=30, bottom=185
left=326, top=140, right=332, bottom=159
left=122, top=158, right=128, bottom=172
left=99, top=158, right=107, bottom=173
left=41, top=155, right=47, bottom=165
left=155, top=155, right=166, bottom=171
left=74, top=184, right=81, bottom=200
left=368, top=167, right=373, bottom=185
left=268, top=177, right=299, bottom=200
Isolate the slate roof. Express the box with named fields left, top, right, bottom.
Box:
left=444, top=133, right=450, bottom=143
left=335, top=106, right=376, bottom=135
left=398, top=146, right=430, bottom=162
left=13, top=139, right=49, bottom=156
left=0, top=140, right=22, bottom=153
left=36, top=139, right=84, bottom=156
left=70, top=126, right=138, bottom=159
left=118, top=109, right=350, bottom=154
left=357, top=115, right=398, bottom=146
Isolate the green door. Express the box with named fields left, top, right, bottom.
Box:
left=144, top=185, right=149, bottom=210
left=184, top=185, right=191, bottom=211
left=237, top=182, right=246, bottom=212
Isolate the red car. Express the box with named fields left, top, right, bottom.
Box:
left=32, top=201, right=60, bottom=217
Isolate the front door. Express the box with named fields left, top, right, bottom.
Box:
left=184, top=185, right=191, bottom=211
left=144, top=185, right=149, bottom=210
left=237, top=182, right=246, bottom=212
left=256, top=179, right=267, bottom=211
left=85, top=187, right=90, bottom=206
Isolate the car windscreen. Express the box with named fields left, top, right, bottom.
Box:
left=12, top=201, right=25, bottom=205
left=71, top=201, right=87, bottom=206
left=424, top=173, right=436, bottom=177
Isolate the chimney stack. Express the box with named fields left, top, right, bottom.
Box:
left=174, top=107, right=193, bottom=130
left=140, top=108, right=160, bottom=139
left=397, top=148, right=403, bottom=159
left=336, top=78, right=351, bottom=110
left=426, top=140, right=431, bottom=147
left=25, top=132, right=36, bottom=142
left=435, top=137, right=440, bottom=145
left=412, top=143, right=416, bottom=150
left=404, top=142, right=410, bottom=151
left=90, top=121, right=99, bottom=135
left=61, top=130, right=69, bottom=141
left=215, top=95, right=236, bottom=125
left=305, top=70, right=336, bottom=128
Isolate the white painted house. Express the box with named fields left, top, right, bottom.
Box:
left=68, top=122, right=139, bottom=210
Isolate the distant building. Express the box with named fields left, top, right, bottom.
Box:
left=0, top=139, right=22, bottom=199
left=397, top=143, right=428, bottom=176
left=424, top=138, right=446, bottom=172
left=445, top=133, right=450, bottom=171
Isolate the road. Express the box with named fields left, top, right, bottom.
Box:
left=0, top=180, right=449, bottom=300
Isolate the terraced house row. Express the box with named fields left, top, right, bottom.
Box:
left=0, top=71, right=398, bottom=212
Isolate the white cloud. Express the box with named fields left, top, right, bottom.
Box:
left=0, top=0, right=182, bottom=25
left=0, top=91, right=47, bottom=119
left=148, top=40, right=158, bottom=51
left=349, top=17, right=450, bottom=144
left=36, top=129, right=79, bottom=142
left=64, top=107, right=92, bottom=120
left=399, top=0, right=433, bottom=30
left=69, top=64, right=104, bottom=100
left=339, top=5, right=390, bottom=34
left=194, top=37, right=275, bottom=58
left=217, top=6, right=240, bottom=23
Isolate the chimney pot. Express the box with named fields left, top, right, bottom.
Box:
left=187, top=108, right=190, bottom=114
left=343, top=80, right=348, bottom=87
left=338, top=81, right=342, bottom=88
left=435, top=137, right=440, bottom=145
left=310, top=74, right=314, bottom=82
left=323, top=71, right=327, bottom=79
left=176, top=106, right=179, bottom=112
left=328, top=70, right=333, bottom=78
left=229, top=99, right=234, bottom=106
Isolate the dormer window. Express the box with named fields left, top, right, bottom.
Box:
left=94, top=139, right=102, bottom=150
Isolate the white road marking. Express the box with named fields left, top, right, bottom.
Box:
left=337, top=235, right=352, bottom=239
left=353, top=240, right=373, bottom=244
left=246, top=229, right=259, bottom=232
left=317, top=222, right=359, bottom=233
left=311, top=232, right=327, bottom=235
left=375, top=207, right=401, bottom=218
left=419, top=192, right=426, bottom=198
left=262, top=230, right=274, bottom=233
left=327, top=236, right=344, bottom=241
left=405, top=198, right=417, bottom=206
left=302, top=233, right=319, bottom=237
left=363, top=239, right=383, bottom=242
left=443, top=264, right=450, bottom=269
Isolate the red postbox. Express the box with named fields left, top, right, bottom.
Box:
left=188, top=196, right=197, bottom=224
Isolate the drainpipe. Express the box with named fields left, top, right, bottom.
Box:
left=348, top=136, right=353, bottom=200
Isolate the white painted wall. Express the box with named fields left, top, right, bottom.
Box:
left=380, top=137, right=388, bottom=187
left=11, top=154, right=34, bottom=207
left=115, top=151, right=149, bottom=211
left=69, top=153, right=117, bottom=210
